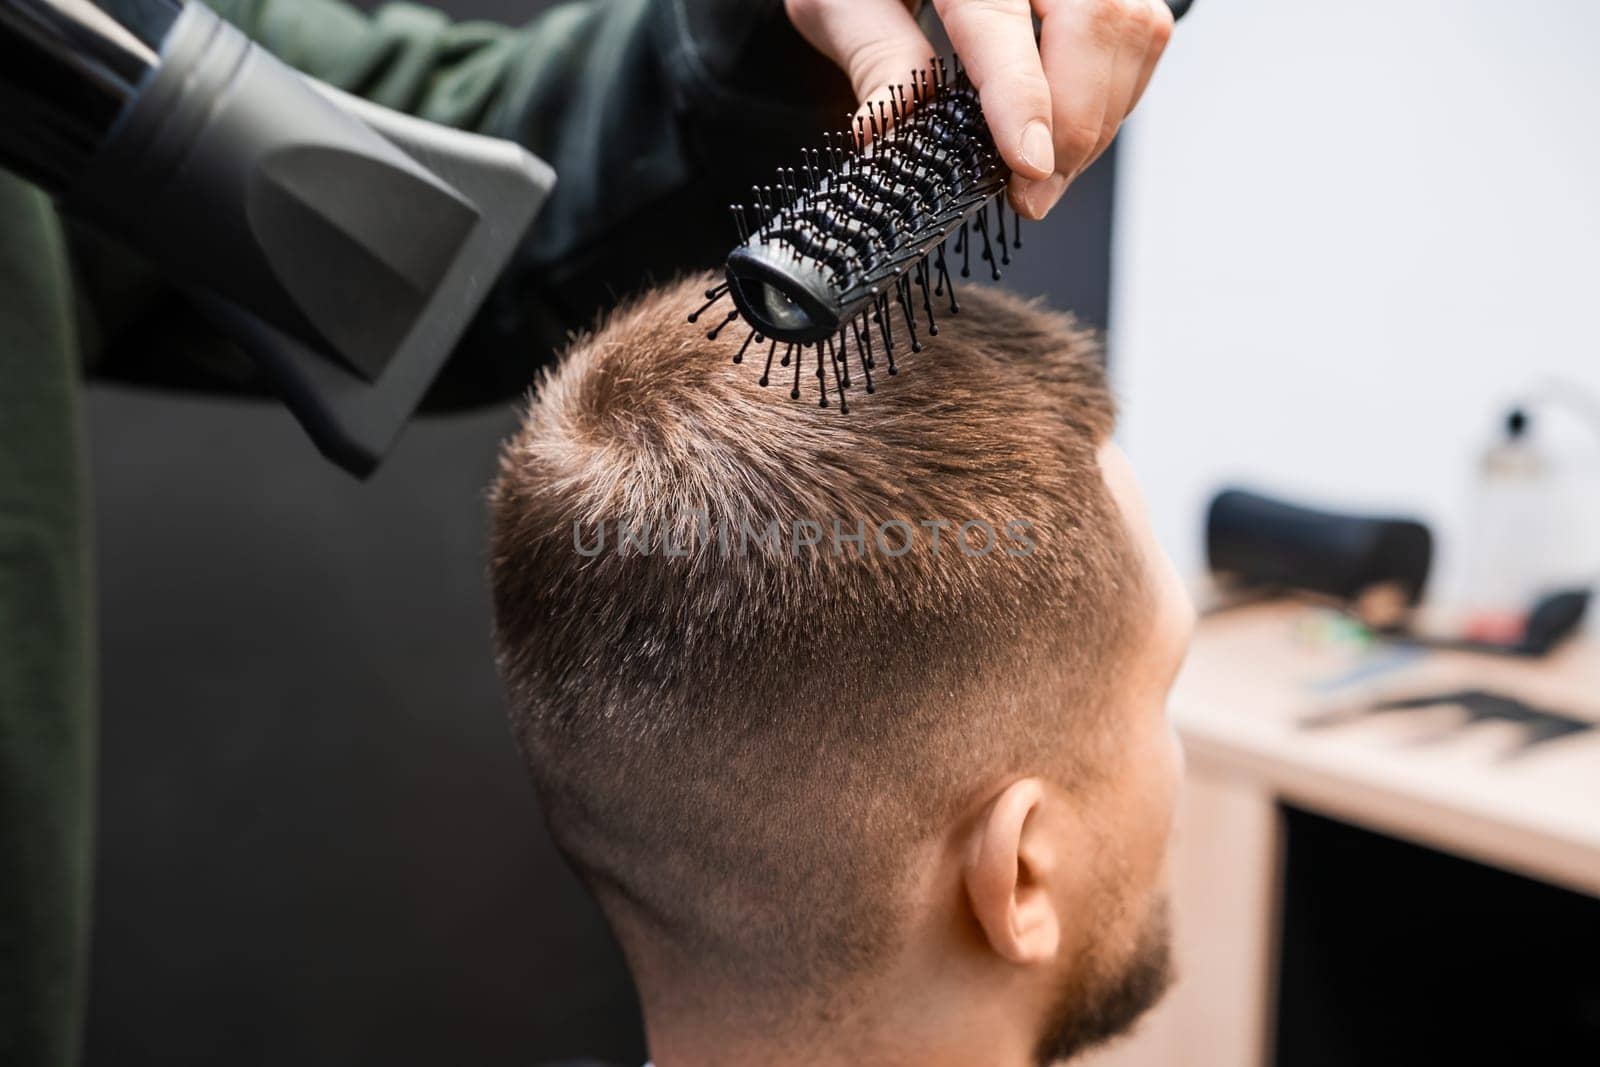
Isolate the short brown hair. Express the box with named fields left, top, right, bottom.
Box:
left=489, top=272, right=1144, bottom=1002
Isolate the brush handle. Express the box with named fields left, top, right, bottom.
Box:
left=1165, top=0, right=1195, bottom=20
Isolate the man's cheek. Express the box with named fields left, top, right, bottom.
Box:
left=1141, top=717, right=1185, bottom=879
left=1165, top=721, right=1186, bottom=831
left=1170, top=717, right=1186, bottom=786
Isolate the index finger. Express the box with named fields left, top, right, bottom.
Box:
left=786, top=0, right=935, bottom=119
left=933, top=0, right=1056, bottom=180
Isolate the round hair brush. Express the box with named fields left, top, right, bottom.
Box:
left=690, top=0, right=1193, bottom=410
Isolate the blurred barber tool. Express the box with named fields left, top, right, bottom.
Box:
left=1403, top=590, right=1592, bottom=658
left=1206, top=489, right=1434, bottom=631
left=690, top=0, right=1194, bottom=409
left=1207, top=486, right=1591, bottom=658
left=1459, top=393, right=1600, bottom=648
left=0, top=0, right=553, bottom=475
left=1302, top=688, right=1594, bottom=757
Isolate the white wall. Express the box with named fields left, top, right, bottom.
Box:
left=1112, top=0, right=1600, bottom=600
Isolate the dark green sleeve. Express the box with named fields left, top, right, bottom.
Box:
left=81, top=0, right=853, bottom=406
left=0, top=172, right=94, bottom=1067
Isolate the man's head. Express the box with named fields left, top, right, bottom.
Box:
left=489, top=274, right=1193, bottom=1066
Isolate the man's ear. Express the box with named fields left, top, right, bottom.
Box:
left=961, top=778, right=1063, bottom=966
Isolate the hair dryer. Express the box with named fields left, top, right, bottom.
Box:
left=0, top=0, right=554, bottom=475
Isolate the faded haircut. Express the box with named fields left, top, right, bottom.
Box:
left=488, top=272, right=1146, bottom=1005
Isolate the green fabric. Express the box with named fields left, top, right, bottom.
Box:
left=0, top=174, right=94, bottom=1067
left=82, top=0, right=852, bottom=405
left=2, top=2, right=851, bottom=1064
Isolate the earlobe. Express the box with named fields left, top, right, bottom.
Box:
left=962, top=778, right=1063, bottom=966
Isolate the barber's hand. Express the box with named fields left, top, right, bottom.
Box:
left=784, top=0, right=1174, bottom=220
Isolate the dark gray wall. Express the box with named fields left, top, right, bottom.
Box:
left=84, top=395, right=648, bottom=1066
left=82, top=4, right=1119, bottom=1063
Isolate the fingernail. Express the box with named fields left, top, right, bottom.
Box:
left=1019, top=121, right=1054, bottom=179
left=1021, top=174, right=1069, bottom=220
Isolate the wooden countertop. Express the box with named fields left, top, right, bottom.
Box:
left=1172, top=601, right=1600, bottom=897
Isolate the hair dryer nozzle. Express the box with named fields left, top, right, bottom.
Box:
left=5, top=0, right=553, bottom=474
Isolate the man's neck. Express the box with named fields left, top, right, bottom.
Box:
left=647, top=1029, right=1039, bottom=1067
left=641, top=983, right=1038, bottom=1067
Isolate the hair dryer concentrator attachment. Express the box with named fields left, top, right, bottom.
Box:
left=0, top=0, right=553, bottom=475
left=177, top=77, right=555, bottom=475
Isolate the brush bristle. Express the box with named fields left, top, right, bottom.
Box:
left=691, top=56, right=1021, bottom=410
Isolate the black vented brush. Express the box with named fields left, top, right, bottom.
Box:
left=688, top=58, right=997, bottom=410
left=689, top=0, right=1192, bottom=410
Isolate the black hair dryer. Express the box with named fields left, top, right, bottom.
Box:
left=0, top=0, right=554, bottom=475
left=1206, top=489, right=1434, bottom=620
